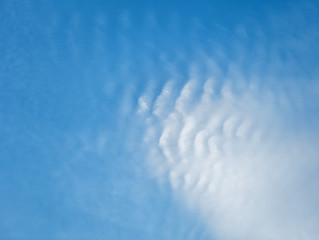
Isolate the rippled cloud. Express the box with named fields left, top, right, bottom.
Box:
left=1, top=1, right=319, bottom=239
left=136, top=6, right=319, bottom=240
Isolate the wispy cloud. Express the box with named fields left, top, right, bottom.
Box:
left=44, top=4, right=319, bottom=239
left=138, top=5, right=319, bottom=240
left=2, top=1, right=318, bottom=238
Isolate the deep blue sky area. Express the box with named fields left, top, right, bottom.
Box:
left=1, top=0, right=319, bottom=239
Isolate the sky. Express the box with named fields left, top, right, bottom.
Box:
left=1, top=0, right=319, bottom=239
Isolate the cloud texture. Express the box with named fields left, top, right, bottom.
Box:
left=1, top=0, right=319, bottom=239
left=137, top=5, right=319, bottom=240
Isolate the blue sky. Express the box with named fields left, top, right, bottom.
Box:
left=1, top=0, right=319, bottom=239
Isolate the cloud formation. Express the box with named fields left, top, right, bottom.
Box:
left=47, top=4, right=319, bottom=239
left=141, top=67, right=319, bottom=240
left=2, top=0, right=318, bottom=238
left=137, top=7, right=319, bottom=239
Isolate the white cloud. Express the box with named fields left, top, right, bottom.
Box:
left=138, top=16, right=319, bottom=239
left=56, top=6, right=319, bottom=239
left=137, top=96, right=150, bottom=113
left=153, top=81, right=175, bottom=117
